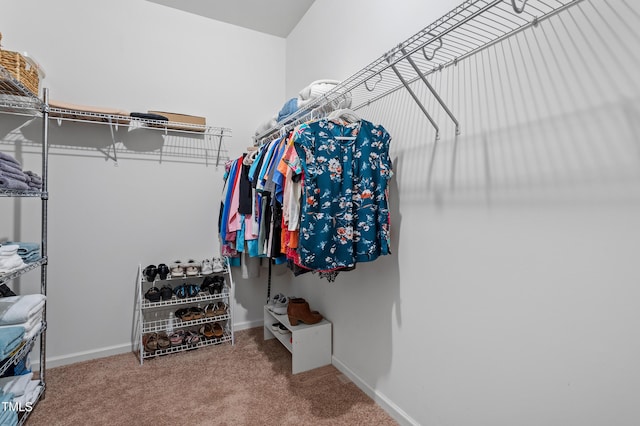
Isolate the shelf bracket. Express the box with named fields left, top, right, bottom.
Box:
left=511, top=0, right=528, bottom=13
left=97, top=117, right=118, bottom=164
left=422, top=33, right=443, bottom=61
left=215, top=129, right=225, bottom=167
left=401, top=47, right=460, bottom=135
left=386, top=47, right=440, bottom=140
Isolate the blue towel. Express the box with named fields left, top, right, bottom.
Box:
left=0, top=327, right=24, bottom=359
left=0, top=391, right=17, bottom=425
left=277, top=98, right=299, bottom=122
left=0, top=176, right=29, bottom=191
left=3, top=243, right=40, bottom=264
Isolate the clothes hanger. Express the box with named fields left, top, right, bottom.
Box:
left=327, top=108, right=360, bottom=123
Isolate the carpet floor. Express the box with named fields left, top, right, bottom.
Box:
left=25, top=327, right=398, bottom=425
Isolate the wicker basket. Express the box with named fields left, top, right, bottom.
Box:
left=0, top=32, right=40, bottom=96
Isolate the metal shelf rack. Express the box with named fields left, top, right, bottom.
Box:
left=0, top=64, right=48, bottom=423
left=255, top=0, right=584, bottom=143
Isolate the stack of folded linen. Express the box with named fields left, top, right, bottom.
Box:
left=0, top=390, right=18, bottom=426
left=0, top=245, right=26, bottom=275
left=3, top=242, right=40, bottom=265
left=0, top=326, right=24, bottom=359
left=0, top=294, right=46, bottom=343
left=23, top=171, right=42, bottom=191
left=0, top=152, right=29, bottom=192
left=0, top=372, right=41, bottom=414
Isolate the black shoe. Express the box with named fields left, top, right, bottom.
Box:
left=143, top=265, right=158, bottom=282
left=160, top=285, right=173, bottom=301
left=157, top=264, right=170, bottom=280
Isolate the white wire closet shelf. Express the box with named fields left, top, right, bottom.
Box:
left=255, top=0, right=583, bottom=143
left=47, top=107, right=232, bottom=165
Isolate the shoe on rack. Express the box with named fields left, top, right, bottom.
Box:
left=210, top=276, right=225, bottom=295
left=287, top=298, right=323, bottom=326
left=160, top=285, right=173, bottom=301
left=212, top=322, right=224, bottom=338
left=156, top=331, right=171, bottom=350
left=170, top=261, right=184, bottom=278
left=157, top=263, right=170, bottom=280
left=212, top=257, right=225, bottom=273
left=271, top=322, right=281, bottom=332
left=169, top=330, right=185, bottom=346
left=277, top=323, right=290, bottom=335
left=270, top=294, right=288, bottom=315
left=199, top=323, right=215, bottom=338
left=143, top=333, right=158, bottom=352
left=144, top=287, right=161, bottom=303
left=143, top=265, right=157, bottom=282
left=201, top=259, right=214, bottom=275
left=267, top=293, right=285, bottom=311
left=185, top=259, right=201, bottom=276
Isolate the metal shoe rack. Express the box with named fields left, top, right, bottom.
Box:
left=254, top=0, right=586, bottom=145
left=134, top=259, right=235, bottom=365
left=0, top=65, right=48, bottom=425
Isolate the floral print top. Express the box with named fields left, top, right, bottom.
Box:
left=292, top=118, right=393, bottom=271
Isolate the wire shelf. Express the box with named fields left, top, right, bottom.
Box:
left=0, top=257, right=46, bottom=284
left=142, top=313, right=231, bottom=333
left=0, top=322, right=46, bottom=377
left=255, top=0, right=583, bottom=142
left=141, top=332, right=233, bottom=359
left=0, top=189, right=46, bottom=198
left=0, top=65, right=43, bottom=115
left=17, top=382, right=45, bottom=426
left=141, top=291, right=230, bottom=310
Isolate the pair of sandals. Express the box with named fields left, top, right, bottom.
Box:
left=144, top=285, right=174, bottom=303
left=175, top=306, right=205, bottom=321
left=173, top=284, right=200, bottom=299
left=143, top=332, right=170, bottom=352
left=204, top=302, right=228, bottom=317
left=143, top=264, right=170, bottom=282
left=200, top=322, right=224, bottom=339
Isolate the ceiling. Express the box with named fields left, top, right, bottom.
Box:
left=147, top=0, right=316, bottom=38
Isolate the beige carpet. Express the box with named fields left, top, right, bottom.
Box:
left=26, top=327, right=397, bottom=425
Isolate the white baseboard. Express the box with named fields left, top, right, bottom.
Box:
left=331, top=356, right=420, bottom=426
left=33, top=321, right=265, bottom=369
left=34, top=343, right=132, bottom=369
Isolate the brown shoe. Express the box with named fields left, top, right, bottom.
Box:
left=287, top=298, right=323, bottom=326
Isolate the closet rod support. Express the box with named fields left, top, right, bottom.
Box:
left=215, top=130, right=224, bottom=167
left=422, top=34, right=443, bottom=61
left=401, top=48, right=460, bottom=135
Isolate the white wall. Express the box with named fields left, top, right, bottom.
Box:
left=1, top=0, right=285, bottom=365
left=284, top=0, right=640, bottom=425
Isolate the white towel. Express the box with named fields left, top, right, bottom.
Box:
left=23, top=320, right=42, bottom=341
left=0, top=373, right=33, bottom=397
left=299, top=79, right=341, bottom=100
left=0, top=255, right=25, bottom=273
left=13, top=381, right=40, bottom=407
left=0, top=245, right=20, bottom=256
left=0, top=295, right=46, bottom=326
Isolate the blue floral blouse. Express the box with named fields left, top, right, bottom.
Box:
left=292, top=118, right=393, bottom=271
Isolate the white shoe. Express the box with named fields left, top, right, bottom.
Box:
left=185, top=259, right=201, bottom=276
left=267, top=293, right=285, bottom=311
left=271, top=294, right=288, bottom=315
left=170, top=260, right=184, bottom=278
left=201, top=259, right=214, bottom=275
left=212, top=257, right=225, bottom=272
left=277, top=323, right=290, bottom=334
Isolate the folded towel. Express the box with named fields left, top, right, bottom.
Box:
left=0, top=152, right=20, bottom=167
left=0, top=254, right=25, bottom=274
left=299, top=79, right=341, bottom=100
left=0, top=176, right=29, bottom=191
left=0, top=245, right=20, bottom=256
left=13, top=381, right=40, bottom=410
left=277, top=98, right=300, bottom=122
left=0, top=161, right=23, bottom=175
left=0, top=326, right=25, bottom=358
left=23, top=320, right=42, bottom=341
left=0, top=295, right=46, bottom=326
left=0, top=169, right=28, bottom=183
left=3, top=242, right=39, bottom=256
left=255, top=115, right=277, bottom=136
left=0, top=373, right=33, bottom=397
